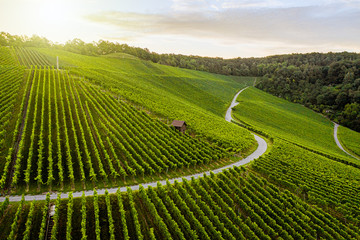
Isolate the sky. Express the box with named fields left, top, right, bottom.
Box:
left=0, top=0, right=359, bottom=58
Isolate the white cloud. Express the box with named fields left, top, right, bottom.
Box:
left=85, top=3, right=360, bottom=57
left=221, top=0, right=282, bottom=9
left=171, top=0, right=208, bottom=12
left=220, top=0, right=360, bottom=9
left=211, top=4, right=220, bottom=10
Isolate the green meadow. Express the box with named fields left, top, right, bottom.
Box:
left=232, top=87, right=356, bottom=163
left=338, top=126, right=360, bottom=157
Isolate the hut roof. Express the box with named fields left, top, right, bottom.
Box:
left=171, top=120, right=186, bottom=127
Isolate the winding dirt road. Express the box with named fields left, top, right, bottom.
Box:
left=0, top=87, right=267, bottom=202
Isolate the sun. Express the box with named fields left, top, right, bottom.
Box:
left=37, top=0, right=71, bottom=28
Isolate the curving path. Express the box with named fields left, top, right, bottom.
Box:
left=0, top=87, right=267, bottom=202
left=225, top=87, right=248, bottom=122
left=333, top=123, right=360, bottom=160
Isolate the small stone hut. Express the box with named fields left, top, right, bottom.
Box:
left=171, top=120, right=187, bottom=133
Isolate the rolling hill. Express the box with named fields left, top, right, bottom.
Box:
left=0, top=46, right=255, bottom=194
left=232, top=87, right=357, bottom=163
left=0, top=46, right=359, bottom=239
left=232, top=86, right=360, bottom=223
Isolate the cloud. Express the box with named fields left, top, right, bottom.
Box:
left=211, top=4, right=220, bottom=10
left=221, top=0, right=283, bottom=9
left=221, top=0, right=360, bottom=9
left=85, top=3, right=360, bottom=56
left=171, top=0, right=209, bottom=12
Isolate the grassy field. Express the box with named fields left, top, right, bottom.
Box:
left=232, top=87, right=356, bottom=162
left=338, top=126, right=360, bottom=157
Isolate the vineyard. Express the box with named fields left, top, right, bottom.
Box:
left=36, top=47, right=256, bottom=151
left=14, top=47, right=51, bottom=67
left=0, top=47, right=260, bottom=194
left=1, top=44, right=360, bottom=239
left=0, top=65, right=229, bottom=193
left=1, top=166, right=359, bottom=239
left=0, top=46, right=51, bottom=67
left=231, top=87, right=360, bottom=223
left=0, top=66, right=25, bottom=159
left=0, top=47, right=18, bottom=65
left=252, top=140, right=360, bottom=223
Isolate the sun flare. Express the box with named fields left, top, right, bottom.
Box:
left=36, top=0, right=72, bottom=29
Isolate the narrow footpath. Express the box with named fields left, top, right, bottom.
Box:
left=0, top=87, right=267, bottom=202
left=333, top=123, right=360, bottom=160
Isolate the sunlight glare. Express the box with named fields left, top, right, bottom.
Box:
left=37, top=0, right=71, bottom=29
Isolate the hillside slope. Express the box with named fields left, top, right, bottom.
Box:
left=338, top=126, right=360, bottom=157
left=0, top=47, right=255, bottom=193
left=36, top=48, right=255, bottom=150
left=233, top=87, right=356, bottom=162
left=232, top=87, right=360, bottom=223
left=0, top=46, right=359, bottom=238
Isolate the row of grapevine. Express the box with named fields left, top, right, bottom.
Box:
left=127, top=187, right=144, bottom=240
left=47, top=63, right=55, bottom=186
left=22, top=200, right=36, bottom=240
left=252, top=140, right=360, bottom=224
left=93, top=190, right=101, bottom=240
left=66, top=192, right=73, bottom=240
left=50, top=193, right=62, bottom=240
left=80, top=192, right=87, bottom=240
left=116, top=189, right=129, bottom=240
left=105, top=190, right=115, bottom=240
left=21, top=66, right=42, bottom=188
left=35, top=65, right=48, bottom=186
left=1, top=166, right=358, bottom=239
left=7, top=195, right=25, bottom=240
left=58, top=69, right=75, bottom=187
left=38, top=193, right=51, bottom=240
left=53, top=68, right=64, bottom=188
left=0, top=197, right=9, bottom=218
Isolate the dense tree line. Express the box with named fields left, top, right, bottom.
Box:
left=1, top=32, right=359, bottom=131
